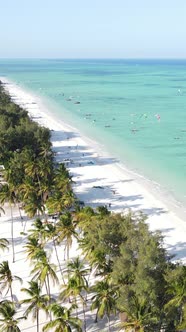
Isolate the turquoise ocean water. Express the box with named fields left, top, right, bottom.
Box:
left=1, top=59, right=186, bottom=209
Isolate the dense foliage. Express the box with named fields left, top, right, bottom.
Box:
left=0, top=82, right=75, bottom=217
left=0, top=81, right=185, bottom=332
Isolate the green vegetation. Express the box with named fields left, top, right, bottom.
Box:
left=0, top=261, right=22, bottom=302
left=0, top=81, right=185, bottom=331
left=0, top=300, right=24, bottom=332
left=21, top=281, right=50, bottom=332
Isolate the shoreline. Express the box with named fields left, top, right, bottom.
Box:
left=1, top=76, right=186, bottom=263
left=3, top=77, right=186, bottom=218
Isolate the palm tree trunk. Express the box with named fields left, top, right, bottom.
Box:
left=67, top=244, right=71, bottom=281
left=42, top=200, right=47, bottom=223
left=18, top=204, right=23, bottom=226
left=94, top=311, right=98, bottom=323
left=10, top=283, right=13, bottom=302
left=46, top=274, right=51, bottom=298
left=36, top=173, right=42, bottom=195
left=10, top=204, right=15, bottom=263
left=36, top=173, right=45, bottom=219
left=46, top=274, right=52, bottom=321
left=107, top=314, right=111, bottom=332
left=44, top=280, right=49, bottom=295
left=53, top=238, right=65, bottom=283
left=36, top=308, right=39, bottom=332
left=82, top=300, right=87, bottom=331
left=23, top=214, right=29, bottom=232
left=75, top=297, right=78, bottom=318
left=67, top=243, right=70, bottom=261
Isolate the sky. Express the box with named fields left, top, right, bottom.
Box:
left=1, top=0, right=186, bottom=58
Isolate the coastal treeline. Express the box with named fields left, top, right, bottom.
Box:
left=0, top=81, right=185, bottom=332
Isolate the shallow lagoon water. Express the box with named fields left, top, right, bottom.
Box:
left=1, top=59, right=186, bottom=208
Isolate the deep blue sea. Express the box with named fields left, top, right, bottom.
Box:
left=1, top=59, right=186, bottom=208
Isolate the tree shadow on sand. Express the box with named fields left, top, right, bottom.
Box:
left=51, top=128, right=119, bottom=168
left=51, top=126, right=185, bottom=263
left=142, top=207, right=167, bottom=216
left=166, top=241, right=186, bottom=261
left=77, top=308, right=119, bottom=331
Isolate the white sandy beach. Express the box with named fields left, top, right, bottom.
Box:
left=2, top=77, right=186, bottom=262
left=0, top=77, right=186, bottom=331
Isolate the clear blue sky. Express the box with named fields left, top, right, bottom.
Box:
left=1, top=0, right=186, bottom=58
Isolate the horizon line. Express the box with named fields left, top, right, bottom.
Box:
left=1, top=57, right=186, bottom=60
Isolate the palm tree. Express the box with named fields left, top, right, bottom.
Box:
left=24, top=159, right=43, bottom=192
left=24, top=236, right=43, bottom=262
left=44, top=222, right=65, bottom=283
left=54, top=163, right=73, bottom=190
left=46, top=191, right=64, bottom=215
left=4, top=152, right=24, bottom=189
left=165, top=265, right=186, bottom=330
left=74, top=206, right=95, bottom=232
left=56, top=212, right=78, bottom=261
left=25, top=156, right=52, bottom=187
left=79, top=237, right=111, bottom=277
left=42, top=303, right=82, bottom=332
left=118, top=296, right=153, bottom=332
left=0, top=261, right=22, bottom=301
left=24, top=157, right=52, bottom=215
left=67, top=257, right=89, bottom=288
left=0, top=184, right=17, bottom=262
left=46, top=163, right=75, bottom=215
left=91, top=279, right=118, bottom=332
left=19, top=177, right=36, bottom=202
left=21, top=281, right=49, bottom=332
left=60, top=277, right=82, bottom=316
left=3, top=159, right=24, bottom=223
left=29, top=218, right=46, bottom=245
left=23, top=193, right=44, bottom=218
left=61, top=258, right=89, bottom=330
left=63, top=190, right=76, bottom=210
left=39, top=144, right=53, bottom=161
left=18, top=171, right=45, bottom=219
left=0, top=300, right=24, bottom=332
left=31, top=251, right=58, bottom=298
left=37, top=157, right=53, bottom=181
left=46, top=189, right=75, bottom=216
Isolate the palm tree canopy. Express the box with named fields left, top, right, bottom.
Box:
left=0, top=183, right=17, bottom=206
left=0, top=261, right=22, bottom=294
left=66, top=257, right=89, bottom=288
left=165, top=265, right=186, bottom=329
left=21, top=281, right=49, bottom=320
left=57, top=213, right=77, bottom=244
left=24, top=236, right=43, bottom=261
left=0, top=300, right=23, bottom=332
left=31, top=253, right=58, bottom=287
left=91, top=279, right=118, bottom=319
left=28, top=218, right=46, bottom=244
left=60, top=277, right=82, bottom=302
left=42, top=303, right=82, bottom=332
left=118, top=295, right=156, bottom=332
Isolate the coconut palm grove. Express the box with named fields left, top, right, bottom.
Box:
left=0, top=80, right=185, bottom=332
